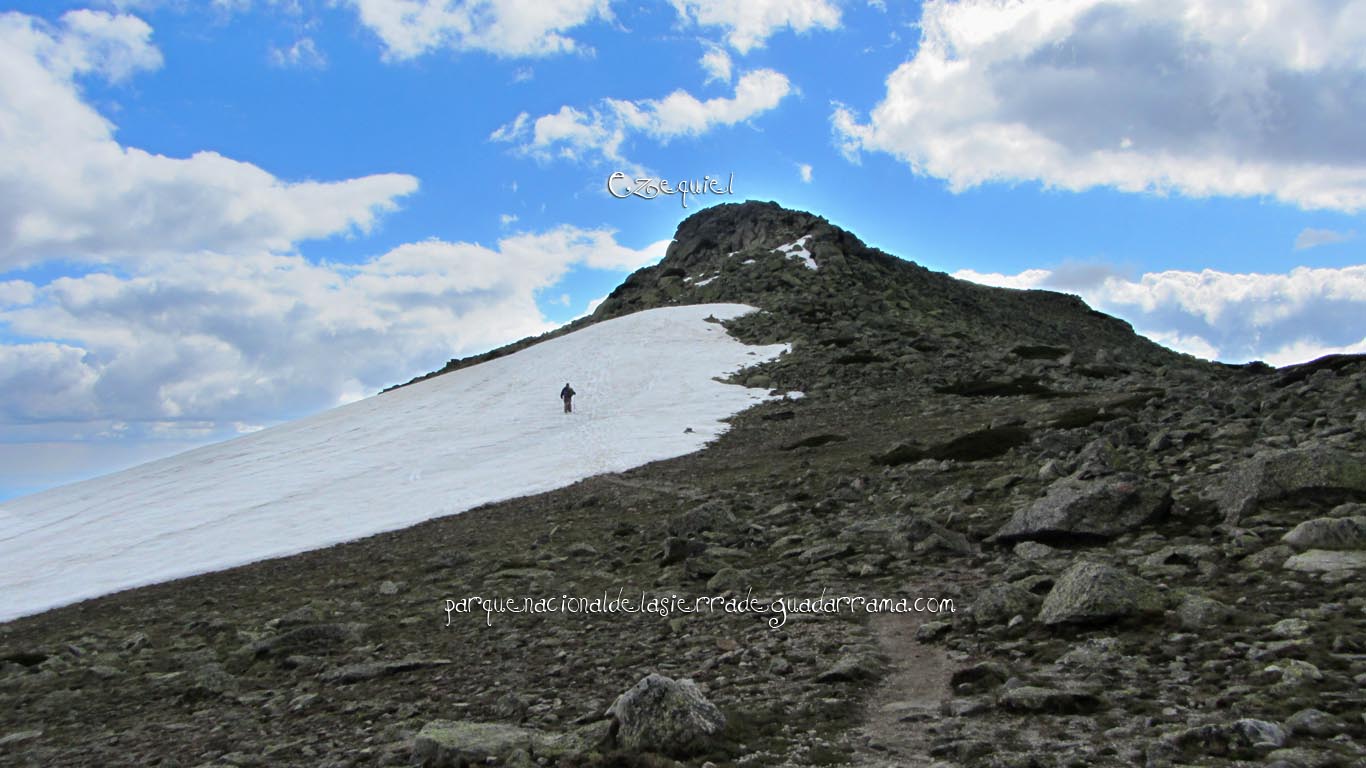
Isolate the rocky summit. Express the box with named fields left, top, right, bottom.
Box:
left=3, top=200, right=1364, bottom=767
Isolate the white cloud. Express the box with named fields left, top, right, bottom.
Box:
left=954, top=264, right=1366, bottom=365
left=0, top=10, right=417, bottom=270
left=797, top=162, right=813, bottom=183
left=1257, top=336, right=1366, bottom=368
left=269, top=36, right=327, bottom=69
left=1139, top=329, right=1222, bottom=361
left=0, top=229, right=668, bottom=442
left=834, top=0, right=1366, bottom=212
left=31, top=9, right=163, bottom=82
left=669, top=0, right=841, bottom=53
left=1294, top=227, right=1356, bottom=251
left=341, top=0, right=612, bottom=60
left=492, top=69, right=793, bottom=166
left=500, top=213, right=519, bottom=226
left=700, top=44, right=731, bottom=83
left=0, top=280, right=36, bottom=308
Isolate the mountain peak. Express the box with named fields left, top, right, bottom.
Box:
left=398, top=200, right=1188, bottom=392
left=664, top=201, right=836, bottom=269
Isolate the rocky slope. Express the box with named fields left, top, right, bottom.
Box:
left=2, top=201, right=1364, bottom=768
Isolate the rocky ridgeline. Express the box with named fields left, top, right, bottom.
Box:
left=2, top=202, right=1364, bottom=767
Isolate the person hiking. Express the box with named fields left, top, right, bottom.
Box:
left=560, top=383, right=576, bottom=413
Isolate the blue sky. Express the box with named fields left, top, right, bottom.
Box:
left=1, top=0, right=1364, bottom=501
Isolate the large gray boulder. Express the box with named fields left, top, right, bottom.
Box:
left=1282, top=516, right=1366, bottom=551
left=607, top=673, right=726, bottom=757
left=1219, top=448, right=1366, bottom=525
left=1039, top=561, right=1163, bottom=626
left=993, top=474, right=1171, bottom=544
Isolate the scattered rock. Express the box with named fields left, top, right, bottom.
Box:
left=1269, top=618, right=1310, bottom=638
left=0, top=730, right=43, bottom=747
left=667, top=502, right=736, bottom=537
left=321, top=658, right=450, bottom=684
left=815, top=653, right=879, bottom=683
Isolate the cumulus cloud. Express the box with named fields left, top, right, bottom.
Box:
left=954, top=264, right=1366, bottom=365
left=700, top=44, right=731, bottom=83
left=0, top=10, right=417, bottom=270
left=340, top=0, right=612, bottom=60
left=797, top=162, right=813, bottom=183
left=670, top=0, right=841, bottom=53
left=0, top=229, right=667, bottom=440
left=268, top=36, right=327, bottom=69
left=1294, top=227, right=1356, bottom=251
left=491, top=69, right=793, bottom=166
left=834, top=0, right=1366, bottom=212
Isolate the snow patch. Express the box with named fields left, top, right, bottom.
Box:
left=773, top=235, right=816, bottom=270
left=0, top=305, right=787, bottom=622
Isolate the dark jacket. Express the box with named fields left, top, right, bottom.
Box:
left=560, top=385, right=575, bottom=400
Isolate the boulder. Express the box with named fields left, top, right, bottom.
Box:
left=1169, top=719, right=1287, bottom=759
left=1039, top=562, right=1163, bottom=626
left=949, top=661, right=1009, bottom=694
left=998, top=686, right=1101, bottom=715
left=973, top=583, right=1037, bottom=625
left=606, top=673, right=725, bottom=757
left=412, top=721, right=557, bottom=767
left=993, top=475, right=1171, bottom=544
left=1219, top=448, right=1366, bottom=525
left=1285, top=709, right=1348, bottom=737
left=1282, top=516, right=1366, bottom=551
left=1283, top=549, right=1366, bottom=573
left=1175, top=594, right=1234, bottom=630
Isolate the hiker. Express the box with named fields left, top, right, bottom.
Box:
left=560, top=382, right=576, bottom=413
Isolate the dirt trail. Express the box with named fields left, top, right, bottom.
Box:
left=849, top=611, right=956, bottom=766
